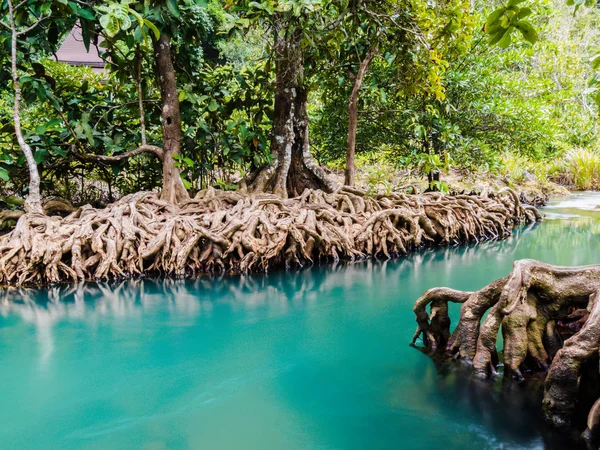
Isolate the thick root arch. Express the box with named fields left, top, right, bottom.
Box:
left=240, top=156, right=338, bottom=198
left=412, top=259, right=600, bottom=439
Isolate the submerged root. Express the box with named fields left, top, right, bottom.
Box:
left=412, top=259, right=600, bottom=439
left=0, top=187, right=536, bottom=287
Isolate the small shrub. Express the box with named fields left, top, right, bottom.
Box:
left=365, top=164, right=393, bottom=196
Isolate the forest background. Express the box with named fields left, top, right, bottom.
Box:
left=1, top=0, right=599, bottom=214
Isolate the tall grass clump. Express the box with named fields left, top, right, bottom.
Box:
left=561, top=148, right=600, bottom=190
left=500, top=153, right=555, bottom=184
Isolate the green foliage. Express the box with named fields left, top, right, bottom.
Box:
left=500, top=147, right=600, bottom=191
left=1, top=0, right=600, bottom=204
left=429, top=180, right=450, bottom=193
left=485, top=1, right=538, bottom=47
left=0, top=0, right=273, bottom=202
left=560, top=147, right=600, bottom=190
left=177, top=60, right=273, bottom=191
left=365, top=164, right=393, bottom=196
left=313, top=0, right=600, bottom=186
left=417, top=153, right=451, bottom=177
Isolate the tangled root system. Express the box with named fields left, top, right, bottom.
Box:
left=0, top=187, right=538, bottom=286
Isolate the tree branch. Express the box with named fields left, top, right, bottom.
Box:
left=16, top=13, right=49, bottom=36
left=325, top=7, right=350, bottom=30
left=92, top=99, right=159, bottom=132
left=14, top=0, right=29, bottom=10
left=83, top=145, right=164, bottom=163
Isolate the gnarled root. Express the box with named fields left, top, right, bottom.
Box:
left=0, top=198, right=76, bottom=229
left=0, top=187, right=536, bottom=286
left=543, top=289, right=600, bottom=428
left=412, top=259, right=600, bottom=437
left=412, top=287, right=472, bottom=350
left=240, top=156, right=338, bottom=199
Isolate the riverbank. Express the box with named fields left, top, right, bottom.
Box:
left=0, top=187, right=539, bottom=286
left=327, top=167, right=569, bottom=207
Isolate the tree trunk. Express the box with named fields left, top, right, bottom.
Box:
left=244, top=19, right=337, bottom=198
left=426, top=170, right=441, bottom=192
left=345, top=44, right=378, bottom=187
left=8, top=0, right=43, bottom=215
left=136, top=45, right=147, bottom=146
left=153, top=35, right=189, bottom=204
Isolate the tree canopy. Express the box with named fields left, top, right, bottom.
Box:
left=1, top=0, right=599, bottom=206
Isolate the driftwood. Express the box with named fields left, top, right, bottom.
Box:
left=0, top=187, right=538, bottom=286
left=413, top=259, right=600, bottom=445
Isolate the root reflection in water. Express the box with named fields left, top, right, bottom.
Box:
left=420, top=351, right=584, bottom=450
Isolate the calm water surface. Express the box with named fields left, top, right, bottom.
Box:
left=2, top=193, right=600, bottom=450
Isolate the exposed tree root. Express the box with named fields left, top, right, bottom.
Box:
left=0, top=198, right=76, bottom=228
left=0, top=187, right=537, bottom=287
left=413, top=259, right=600, bottom=443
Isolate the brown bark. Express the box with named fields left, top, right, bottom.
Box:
left=345, top=44, right=378, bottom=187
left=543, top=289, right=600, bottom=428
left=153, top=35, right=189, bottom=204
left=244, top=17, right=337, bottom=198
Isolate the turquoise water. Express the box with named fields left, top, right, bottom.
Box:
left=2, top=193, right=600, bottom=450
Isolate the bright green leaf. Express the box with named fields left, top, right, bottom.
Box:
left=497, top=27, right=514, bottom=48
left=143, top=19, right=160, bottom=40
left=166, top=0, right=180, bottom=18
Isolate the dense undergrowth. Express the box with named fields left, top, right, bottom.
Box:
left=325, top=148, right=597, bottom=199
left=501, top=148, right=600, bottom=191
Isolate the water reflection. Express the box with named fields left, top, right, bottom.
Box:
left=1, top=210, right=599, bottom=450
left=412, top=352, right=583, bottom=449
left=0, top=221, right=539, bottom=368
